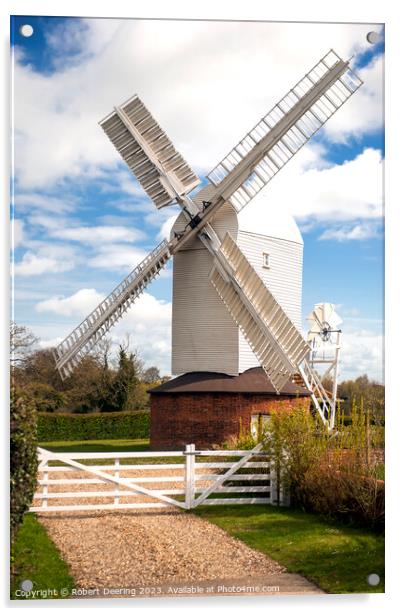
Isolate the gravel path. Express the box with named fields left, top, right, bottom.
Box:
left=38, top=509, right=323, bottom=596
left=35, top=462, right=322, bottom=596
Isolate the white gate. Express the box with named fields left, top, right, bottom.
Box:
left=30, top=444, right=278, bottom=513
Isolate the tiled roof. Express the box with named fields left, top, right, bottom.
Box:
left=150, top=367, right=309, bottom=396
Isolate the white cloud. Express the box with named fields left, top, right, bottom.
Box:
left=35, top=242, right=78, bottom=261
left=52, top=225, right=146, bottom=244
left=38, top=336, right=65, bottom=350
left=34, top=290, right=172, bottom=375
left=13, top=192, right=76, bottom=213
left=259, top=147, right=383, bottom=223
left=98, top=214, right=138, bottom=226
left=13, top=251, right=75, bottom=276
left=111, top=293, right=172, bottom=374
left=340, top=307, right=360, bottom=318
left=108, top=170, right=149, bottom=200
left=27, top=213, right=77, bottom=233
left=318, top=221, right=382, bottom=242
left=36, top=288, right=104, bottom=316
left=88, top=244, right=148, bottom=270
left=13, top=19, right=382, bottom=191
left=13, top=288, right=50, bottom=302
left=12, top=219, right=24, bottom=248
left=340, top=328, right=383, bottom=383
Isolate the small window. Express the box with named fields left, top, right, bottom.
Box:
left=262, top=252, right=270, bottom=269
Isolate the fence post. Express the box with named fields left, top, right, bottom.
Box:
left=114, top=458, right=120, bottom=506
left=43, top=469, right=48, bottom=509
left=270, top=459, right=278, bottom=505
left=270, top=459, right=290, bottom=506
left=185, top=444, right=195, bottom=509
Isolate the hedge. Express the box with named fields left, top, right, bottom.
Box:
left=10, top=388, right=38, bottom=542
left=38, top=410, right=150, bottom=442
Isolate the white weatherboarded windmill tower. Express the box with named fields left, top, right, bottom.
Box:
left=53, top=50, right=362, bottom=440
left=171, top=195, right=303, bottom=377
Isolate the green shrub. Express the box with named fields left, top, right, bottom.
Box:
left=26, top=382, right=67, bottom=413
left=10, top=388, right=38, bottom=543
left=300, top=463, right=385, bottom=529
left=262, top=403, right=385, bottom=529
left=37, top=410, right=150, bottom=441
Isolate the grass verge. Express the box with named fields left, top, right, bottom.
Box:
left=39, top=438, right=150, bottom=453
left=193, top=504, right=384, bottom=594
left=11, top=513, right=75, bottom=600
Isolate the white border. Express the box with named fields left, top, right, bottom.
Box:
left=2, top=1, right=399, bottom=614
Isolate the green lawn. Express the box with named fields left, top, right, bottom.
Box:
left=39, top=438, right=150, bottom=453
left=193, top=504, right=384, bottom=594
left=11, top=513, right=75, bottom=600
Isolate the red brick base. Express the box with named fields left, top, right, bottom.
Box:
left=150, top=392, right=310, bottom=450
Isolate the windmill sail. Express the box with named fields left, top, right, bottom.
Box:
left=206, top=50, right=362, bottom=211
left=210, top=233, right=310, bottom=393
left=210, top=234, right=336, bottom=424
left=204, top=234, right=333, bottom=425
left=100, top=95, right=200, bottom=209
left=307, top=302, right=342, bottom=341
left=53, top=240, right=171, bottom=379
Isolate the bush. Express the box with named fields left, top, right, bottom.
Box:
left=300, top=463, right=385, bottom=529
left=262, top=403, right=384, bottom=529
left=37, top=410, right=150, bottom=441
left=10, top=388, right=38, bottom=542
left=26, top=382, right=67, bottom=413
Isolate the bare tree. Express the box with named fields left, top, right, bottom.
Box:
left=118, top=333, right=144, bottom=378
left=91, top=337, right=113, bottom=371
left=142, top=366, right=161, bottom=383
left=10, top=322, right=38, bottom=366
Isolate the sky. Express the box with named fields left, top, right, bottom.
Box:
left=10, top=16, right=384, bottom=382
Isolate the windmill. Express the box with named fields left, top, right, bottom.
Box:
left=52, top=49, right=362, bottom=429
left=307, top=303, right=343, bottom=429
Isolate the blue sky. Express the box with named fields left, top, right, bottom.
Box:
left=10, top=17, right=384, bottom=381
